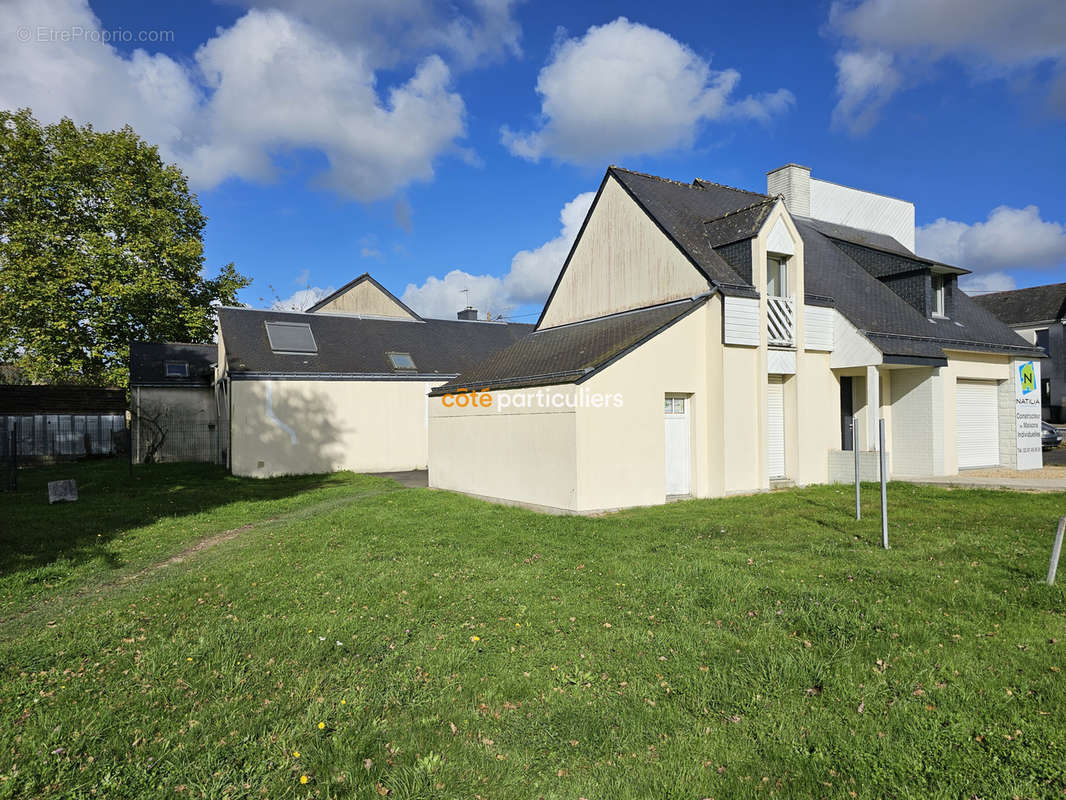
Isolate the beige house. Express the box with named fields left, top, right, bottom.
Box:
left=213, top=275, right=530, bottom=477
left=428, top=165, right=1045, bottom=513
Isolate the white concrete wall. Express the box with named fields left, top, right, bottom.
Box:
left=888, top=367, right=937, bottom=477
left=539, top=175, right=710, bottom=329
left=231, top=379, right=443, bottom=477
left=809, top=179, right=915, bottom=252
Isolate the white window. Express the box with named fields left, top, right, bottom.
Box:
left=165, top=361, right=188, bottom=378
left=767, top=256, right=789, bottom=298
left=265, top=321, right=317, bottom=353
left=932, top=275, right=946, bottom=317
left=664, top=397, right=686, bottom=414
left=387, top=352, right=417, bottom=370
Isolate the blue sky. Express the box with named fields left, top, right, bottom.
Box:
left=3, top=0, right=1065, bottom=322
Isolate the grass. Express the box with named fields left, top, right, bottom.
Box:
left=1, top=462, right=1064, bottom=799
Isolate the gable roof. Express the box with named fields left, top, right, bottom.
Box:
left=972, top=282, right=1066, bottom=326
left=433, top=296, right=709, bottom=394
left=606, top=167, right=769, bottom=297
left=130, top=342, right=216, bottom=387
left=305, top=273, right=422, bottom=319
left=217, top=307, right=532, bottom=380
left=797, top=219, right=1042, bottom=361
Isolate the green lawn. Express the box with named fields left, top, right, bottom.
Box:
left=1, top=463, right=1064, bottom=799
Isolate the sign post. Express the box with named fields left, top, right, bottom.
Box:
left=853, top=416, right=861, bottom=520
left=879, top=418, right=888, bottom=549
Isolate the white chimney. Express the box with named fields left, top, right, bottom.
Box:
left=766, top=164, right=811, bottom=217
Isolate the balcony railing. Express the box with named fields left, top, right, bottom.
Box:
left=767, top=296, right=795, bottom=347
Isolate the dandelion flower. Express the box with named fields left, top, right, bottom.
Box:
left=318, top=722, right=325, bottom=729
left=515, top=623, right=521, bottom=628
left=293, top=751, right=300, bottom=758
left=341, top=699, right=346, bottom=705
left=300, top=775, right=308, bottom=784
left=186, top=657, right=192, bottom=662
left=470, top=635, right=480, bottom=642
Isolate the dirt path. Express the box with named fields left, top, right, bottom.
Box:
left=2, top=485, right=399, bottom=627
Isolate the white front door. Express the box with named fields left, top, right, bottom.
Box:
left=664, top=396, right=691, bottom=496
left=956, top=380, right=1000, bottom=468
left=767, top=376, right=786, bottom=479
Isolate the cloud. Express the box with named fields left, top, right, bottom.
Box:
left=272, top=286, right=334, bottom=311
left=959, top=272, right=1017, bottom=294
left=501, top=18, right=794, bottom=164
left=917, top=205, right=1066, bottom=273
left=0, top=0, right=487, bottom=201
left=828, top=0, right=1066, bottom=132
left=831, top=50, right=901, bottom=135
left=402, top=190, right=595, bottom=317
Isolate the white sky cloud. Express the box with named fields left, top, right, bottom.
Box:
left=917, top=205, right=1066, bottom=281
left=272, top=286, right=334, bottom=311
left=402, top=190, right=595, bottom=318
left=0, top=0, right=499, bottom=200
left=828, top=0, right=1066, bottom=132
left=501, top=17, right=794, bottom=164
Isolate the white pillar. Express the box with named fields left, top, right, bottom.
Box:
left=866, top=365, right=880, bottom=451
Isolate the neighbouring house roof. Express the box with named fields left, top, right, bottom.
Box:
left=432, top=296, right=709, bottom=394
left=217, top=307, right=533, bottom=380
left=305, top=273, right=423, bottom=318
left=972, top=282, right=1066, bottom=326
left=130, top=342, right=217, bottom=387
left=0, top=385, right=126, bottom=415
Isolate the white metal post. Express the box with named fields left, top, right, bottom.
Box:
left=853, top=416, right=860, bottom=520
left=879, top=418, right=888, bottom=549
left=1048, top=517, right=1065, bottom=586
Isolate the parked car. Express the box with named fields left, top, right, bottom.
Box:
left=1043, top=421, right=1063, bottom=450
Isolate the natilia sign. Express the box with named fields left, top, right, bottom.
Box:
left=1015, top=359, right=1043, bottom=471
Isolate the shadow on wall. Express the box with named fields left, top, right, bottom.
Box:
left=0, top=459, right=361, bottom=582
left=239, top=382, right=350, bottom=477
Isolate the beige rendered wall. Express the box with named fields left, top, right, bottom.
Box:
left=428, top=386, right=579, bottom=511
left=539, top=175, right=710, bottom=329
left=938, top=350, right=1011, bottom=475
left=792, top=350, right=840, bottom=485
left=575, top=304, right=712, bottom=510
left=230, top=379, right=442, bottom=477
left=315, top=279, right=417, bottom=319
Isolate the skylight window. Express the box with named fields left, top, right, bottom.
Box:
left=165, top=361, right=189, bottom=377
left=387, top=352, right=417, bottom=370
left=265, top=321, right=317, bottom=353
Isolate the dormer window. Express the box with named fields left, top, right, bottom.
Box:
left=767, top=256, right=789, bottom=298
left=165, top=361, right=189, bottom=378
left=932, top=274, right=946, bottom=317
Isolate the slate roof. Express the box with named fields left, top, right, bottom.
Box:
left=972, top=282, right=1066, bottom=326
left=217, top=307, right=532, bottom=379
left=432, top=297, right=708, bottom=394
left=606, top=167, right=769, bottom=297
left=130, top=342, right=216, bottom=387
left=797, top=219, right=1041, bottom=361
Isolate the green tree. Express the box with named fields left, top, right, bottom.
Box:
left=0, top=108, right=249, bottom=388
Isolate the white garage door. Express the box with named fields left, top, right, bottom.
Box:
left=956, top=380, right=1000, bottom=469
left=767, top=376, right=786, bottom=479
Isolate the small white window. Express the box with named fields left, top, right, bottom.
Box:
left=664, top=397, right=686, bottom=414
left=165, top=361, right=188, bottom=377
left=932, top=275, right=946, bottom=317
left=767, top=256, right=789, bottom=298
left=387, top=352, right=416, bottom=370
left=265, top=321, right=317, bottom=353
